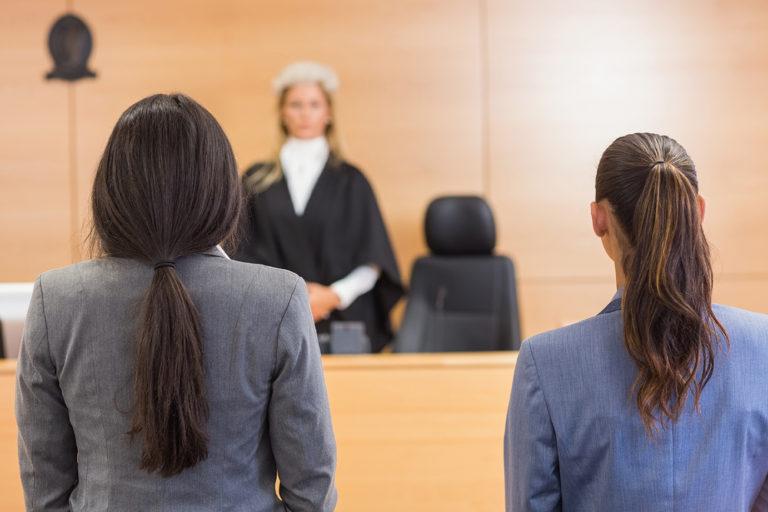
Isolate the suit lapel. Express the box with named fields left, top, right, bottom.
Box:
left=262, top=178, right=321, bottom=281
left=598, top=289, right=623, bottom=315
left=302, top=160, right=336, bottom=221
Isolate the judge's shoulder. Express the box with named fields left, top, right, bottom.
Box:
left=326, top=156, right=370, bottom=181
left=241, top=161, right=276, bottom=196
left=242, top=161, right=274, bottom=182
left=242, top=156, right=364, bottom=174
left=241, top=156, right=370, bottom=189
left=326, top=157, right=378, bottom=196
left=332, top=158, right=366, bottom=178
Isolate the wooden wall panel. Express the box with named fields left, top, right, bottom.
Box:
left=0, top=1, right=70, bottom=281
left=712, top=278, right=768, bottom=314
left=487, top=0, right=768, bottom=337
left=3, top=0, right=768, bottom=337
left=518, top=279, right=616, bottom=338
left=520, top=275, right=768, bottom=344
left=70, top=0, right=485, bottom=277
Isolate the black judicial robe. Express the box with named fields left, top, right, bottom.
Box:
left=234, top=157, right=404, bottom=352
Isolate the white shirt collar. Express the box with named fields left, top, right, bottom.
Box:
left=281, top=136, right=329, bottom=164
left=215, top=244, right=230, bottom=259
left=280, top=137, right=330, bottom=216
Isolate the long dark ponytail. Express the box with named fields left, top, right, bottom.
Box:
left=91, top=94, right=241, bottom=476
left=596, top=133, right=728, bottom=437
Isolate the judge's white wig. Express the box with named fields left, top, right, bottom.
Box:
left=272, top=61, right=339, bottom=95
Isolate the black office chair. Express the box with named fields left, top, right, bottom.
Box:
left=394, top=196, right=522, bottom=352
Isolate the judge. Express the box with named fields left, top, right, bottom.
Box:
left=234, top=61, right=404, bottom=352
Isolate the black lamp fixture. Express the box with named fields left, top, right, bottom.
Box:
left=46, top=13, right=97, bottom=81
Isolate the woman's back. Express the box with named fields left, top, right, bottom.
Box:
left=16, top=93, right=337, bottom=511
left=505, top=133, right=768, bottom=511
left=18, top=251, right=336, bottom=511
left=506, top=291, right=768, bottom=511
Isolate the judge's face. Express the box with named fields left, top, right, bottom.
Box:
left=281, top=83, right=331, bottom=140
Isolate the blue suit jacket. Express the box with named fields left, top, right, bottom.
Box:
left=505, top=289, right=768, bottom=511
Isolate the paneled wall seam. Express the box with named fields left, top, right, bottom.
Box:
left=68, top=84, right=79, bottom=263
left=479, top=0, right=491, bottom=198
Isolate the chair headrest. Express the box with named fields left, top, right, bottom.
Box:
left=425, top=196, right=496, bottom=255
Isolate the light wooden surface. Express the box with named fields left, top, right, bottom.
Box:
left=0, top=352, right=516, bottom=511
left=0, top=360, right=23, bottom=511
left=3, top=0, right=768, bottom=338
left=325, top=352, right=516, bottom=511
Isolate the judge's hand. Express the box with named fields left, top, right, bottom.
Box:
left=306, top=282, right=341, bottom=322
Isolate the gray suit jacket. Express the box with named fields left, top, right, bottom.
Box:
left=505, top=289, right=768, bottom=511
left=15, top=249, right=337, bottom=511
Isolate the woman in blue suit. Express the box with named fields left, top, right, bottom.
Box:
left=504, top=133, right=768, bottom=511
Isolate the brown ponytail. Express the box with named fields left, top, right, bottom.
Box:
left=596, top=133, right=728, bottom=437
left=90, top=94, right=241, bottom=476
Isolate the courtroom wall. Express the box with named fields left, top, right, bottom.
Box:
left=2, top=0, right=767, bottom=338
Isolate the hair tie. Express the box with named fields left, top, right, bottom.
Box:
left=653, top=161, right=665, bottom=166
left=153, top=260, right=176, bottom=271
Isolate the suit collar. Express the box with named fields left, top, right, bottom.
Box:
left=200, top=245, right=230, bottom=259
left=598, top=287, right=623, bottom=315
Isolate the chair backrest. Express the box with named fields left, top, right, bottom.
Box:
left=394, top=196, right=521, bottom=352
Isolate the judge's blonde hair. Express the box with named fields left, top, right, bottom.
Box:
left=246, top=64, right=346, bottom=194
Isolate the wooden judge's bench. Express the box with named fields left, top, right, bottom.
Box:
left=0, top=352, right=517, bottom=511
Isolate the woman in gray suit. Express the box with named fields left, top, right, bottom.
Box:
left=504, top=133, right=768, bottom=511
left=15, top=94, right=337, bottom=511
